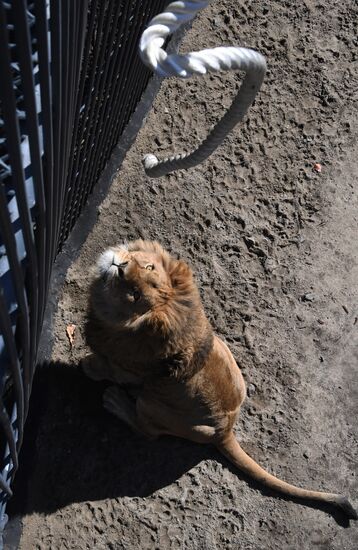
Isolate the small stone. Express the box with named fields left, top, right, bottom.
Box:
left=302, top=292, right=316, bottom=302
left=149, top=185, right=159, bottom=195
left=244, top=331, right=254, bottom=349
left=313, top=162, right=322, bottom=173
left=242, top=312, right=252, bottom=322
left=244, top=236, right=256, bottom=249
left=247, top=383, right=256, bottom=397
left=212, top=16, right=222, bottom=27
left=264, top=258, right=276, bottom=272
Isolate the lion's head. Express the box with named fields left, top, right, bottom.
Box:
left=90, top=240, right=198, bottom=332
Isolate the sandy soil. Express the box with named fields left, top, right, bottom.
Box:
left=8, top=0, right=358, bottom=548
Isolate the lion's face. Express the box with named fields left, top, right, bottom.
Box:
left=93, top=243, right=175, bottom=325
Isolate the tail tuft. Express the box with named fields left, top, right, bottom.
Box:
left=335, top=496, right=357, bottom=520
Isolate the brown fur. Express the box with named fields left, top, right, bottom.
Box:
left=83, top=239, right=357, bottom=519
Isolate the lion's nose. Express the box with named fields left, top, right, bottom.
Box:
left=112, top=261, right=129, bottom=278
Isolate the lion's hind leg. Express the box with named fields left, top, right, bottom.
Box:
left=103, top=385, right=159, bottom=439
left=136, top=396, right=217, bottom=444
left=104, top=386, right=219, bottom=444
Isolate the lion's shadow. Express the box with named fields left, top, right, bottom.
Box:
left=8, top=361, right=213, bottom=516
left=8, top=361, right=352, bottom=528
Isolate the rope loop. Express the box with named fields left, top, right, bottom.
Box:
left=139, top=1, right=266, bottom=178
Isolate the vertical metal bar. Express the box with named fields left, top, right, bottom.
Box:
left=50, top=0, right=62, bottom=263
left=83, top=1, right=147, bottom=206
left=54, top=0, right=71, bottom=249
left=0, top=398, right=18, bottom=473
left=58, top=0, right=95, bottom=247
left=1, top=401, right=20, bottom=501
left=61, top=1, right=109, bottom=241
left=66, top=1, right=80, bottom=142
left=65, top=0, right=97, bottom=208
left=0, top=3, right=39, bottom=379
left=0, top=473, right=12, bottom=498
left=58, top=0, right=89, bottom=245
left=104, top=1, right=167, bottom=163
left=0, top=184, right=30, bottom=419
left=12, top=0, right=47, bottom=354
left=89, top=0, right=167, bottom=182
left=34, top=0, right=54, bottom=305
left=0, top=289, right=24, bottom=451
left=73, top=0, right=128, bottom=210
left=71, top=1, right=134, bottom=224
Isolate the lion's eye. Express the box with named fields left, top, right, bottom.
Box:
left=145, top=264, right=154, bottom=271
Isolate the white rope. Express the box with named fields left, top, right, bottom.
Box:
left=139, top=0, right=266, bottom=178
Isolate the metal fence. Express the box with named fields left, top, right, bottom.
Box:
left=0, top=0, right=167, bottom=533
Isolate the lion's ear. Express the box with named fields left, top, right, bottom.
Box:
left=169, top=259, right=193, bottom=288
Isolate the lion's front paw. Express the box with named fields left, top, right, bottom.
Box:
left=81, top=354, right=109, bottom=381
left=103, top=385, right=134, bottom=421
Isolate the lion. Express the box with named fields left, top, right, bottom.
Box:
left=82, top=239, right=357, bottom=519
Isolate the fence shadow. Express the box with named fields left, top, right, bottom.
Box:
left=7, top=361, right=352, bottom=527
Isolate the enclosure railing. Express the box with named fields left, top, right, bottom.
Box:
left=0, top=0, right=167, bottom=536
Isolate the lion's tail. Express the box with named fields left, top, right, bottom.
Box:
left=216, top=434, right=357, bottom=519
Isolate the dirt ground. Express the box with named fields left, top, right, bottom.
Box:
left=7, top=0, right=358, bottom=548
